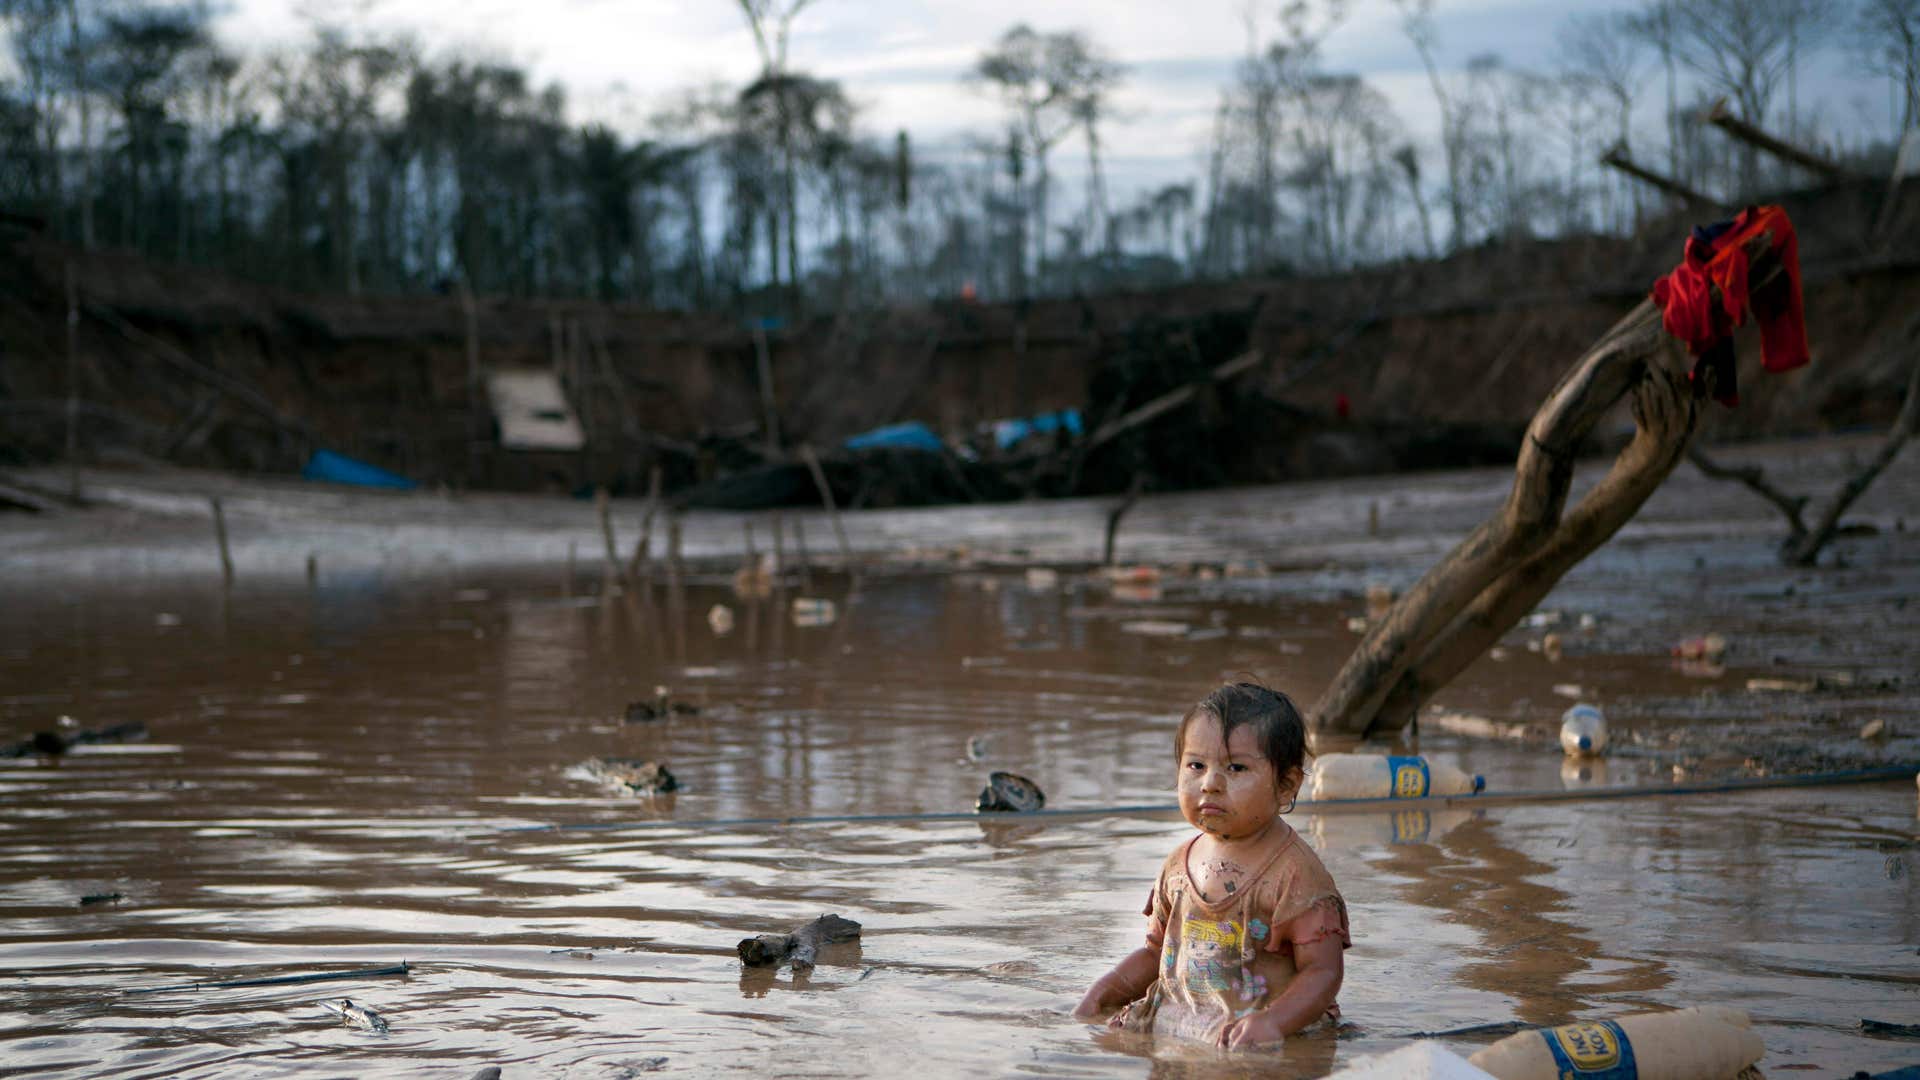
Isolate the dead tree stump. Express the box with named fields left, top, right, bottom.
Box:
left=1309, top=237, right=1780, bottom=740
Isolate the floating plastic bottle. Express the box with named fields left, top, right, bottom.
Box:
left=1468, top=1005, right=1762, bottom=1080
left=1559, top=703, right=1608, bottom=757
left=1301, top=753, right=1484, bottom=801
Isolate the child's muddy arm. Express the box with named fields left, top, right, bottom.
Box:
left=1221, top=936, right=1344, bottom=1049
left=1073, top=947, right=1158, bottom=1020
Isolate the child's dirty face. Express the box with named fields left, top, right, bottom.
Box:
left=1177, top=713, right=1288, bottom=840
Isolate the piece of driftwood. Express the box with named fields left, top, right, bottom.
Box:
left=1702, top=98, right=1855, bottom=184
left=736, top=913, right=861, bottom=968
left=124, top=962, right=411, bottom=995
left=1689, top=359, right=1919, bottom=566
left=320, top=997, right=390, bottom=1035
left=1311, top=233, right=1779, bottom=738
left=1600, top=142, right=1719, bottom=209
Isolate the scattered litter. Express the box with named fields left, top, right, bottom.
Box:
left=681, top=666, right=724, bottom=678
left=1431, top=713, right=1529, bottom=741
left=732, top=557, right=773, bottom=600
left=1469, top=1006, right=1761, bottom=1080
left=1523, top=610, right=1563, bottom=628
left=1120, top=620, right=1189, bottom=638
left=1673, top=633, right=1729, bottom=661
left=737, top=913, right=861, bottom=969
left=1861, top=1019, right=1920, bottom=1040
left=1024, top=567, right=1060, bottom=590
left=1488, top=647, right=1511, bottom=661
left=707, top=604, right=735, bottom=636
left=1860, top=718, right=1889, bottom=741
left=548, top=948, right=594, bottom=959
left=1541, top=633, right=1564, bottom=663
left=1222, top=559, right=1268, bottom=578
left=1674, top=658, right=1727, bottom=679
left=1577, top=613, right=1598, bottom=631
left=976, top=771, right=1046, bottom=813
left=791, top=597, right=838, bottom=627
left=1551, top=683, right=1585, bottom=699
left=960, top=656, right=1005, bottom=668
left=583, top=758, right=680, bottom=795
left=1748, top=677, right=1816, bottom=693
left=624, top=688, right=699, bottom=723
left=78, top=892, right=123, bottom=907
left=1559, top=704, right=1608, bottom=757
left=1303, top=753, right=1483, bottom=800
left=1345, top=616, right=1370, bottom=634
left=1365, top=583, right=1394, bottom=621
left=1103, top=565, right=1160, bottom=584
left=1185, top=627, right=1229, bottom=642
left=1109, top=582, right=1163, bottom=602
left=319, top=998, right=390, bottom=1036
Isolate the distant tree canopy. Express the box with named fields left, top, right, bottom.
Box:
left=0, top=0, right=1913, bottom=312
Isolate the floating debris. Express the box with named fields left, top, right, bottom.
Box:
left=1430, top=712, right=1529, bottom=741
left=1103, top=565, right=1160, bottom=585
left=624, top=687, right=699, bottom=723
left=1551, top=683, right=1585, bottom=699
left=1364, top=583, right=1394, bottom=621
left=791, top=597, right=838, bottom=627
left=78, top=892, right=123, bottom=907
left=1024, top=567, right=1060, bottom=590
left=1120, top=620, right=1189, bottom=638
left=1523, top=610, right=1563, bottom=628
left=965, top=735, right=989, bottom=762
left=976, top=771, right=1045, bottom=813
left=707, top=604, right=735, bottom=636
left=1861, top=718, right=1890, bottom=741
left=1344, top=616, right=1370, bottom=634
left=1673, top=633, right=1729, bottom=661
left=737, top=913, right=861, bottom=969
left=583, top=758, right=680, bottom=795
left=1542, top=632, right=1564, bottom=662
left=2, top=720, right=149, bottom=759
left=959, top=656, right=1005, bottom=669
left=1559, top=704, right=1609, bottom=757
left=319, top=998, right=390, bottom=1035
left=1748, top=677, right=1817, bottom=693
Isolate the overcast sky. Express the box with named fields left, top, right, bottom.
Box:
left=213, top=0, right=1892, bottom=211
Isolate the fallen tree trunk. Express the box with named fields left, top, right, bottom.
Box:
left=736, top=913, right=861, bottom=969
left=1310, top=234, right=1776, bottom=739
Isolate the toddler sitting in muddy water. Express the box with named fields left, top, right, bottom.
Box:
left=1075, top=681, right=1347, bottom=1049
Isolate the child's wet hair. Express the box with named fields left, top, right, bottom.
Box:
left=1175, top=681, right=1310, bottom=784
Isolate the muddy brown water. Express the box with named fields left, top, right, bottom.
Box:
left=3, top=559, right=1916, bottom=1079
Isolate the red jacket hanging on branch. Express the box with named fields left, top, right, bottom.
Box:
left=1650, top=204, right=1809, bottom=407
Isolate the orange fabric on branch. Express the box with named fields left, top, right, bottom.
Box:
left=1651, top=204, right=1809, bottom=407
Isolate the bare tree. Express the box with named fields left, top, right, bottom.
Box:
left=1392, top=0, right=1471, bottom=249
left=1624, top=0, right=1683, bottom=184
left=732, top=0, right=820, bottom=300
left=1851, top=0, right=1920, bottom=133
left=971, top=25, right=1118, bottom=292
left=1671, top=0, right=1797, bottom=192
left=1557, top=11, right=1643, bottom=226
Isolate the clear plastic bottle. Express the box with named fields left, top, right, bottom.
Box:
left=1302, top=753, right=1485, bottom=801
left=1559, top=703, right=1608, bottom=757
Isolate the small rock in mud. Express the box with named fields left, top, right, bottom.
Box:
left=976, top=771, right=1045, bottom=813
left=585, top=758, right=680, bottom=795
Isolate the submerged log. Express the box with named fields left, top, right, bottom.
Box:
left=736, top=913, right=861, bottom=968
left=1310, top=233, right=1778, bottom=739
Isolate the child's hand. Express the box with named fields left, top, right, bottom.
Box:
left=1219, top=1009, right=1288, bottom=1050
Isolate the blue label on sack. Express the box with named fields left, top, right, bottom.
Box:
left=1386, top=756, right=1430, bottom=798
left=1540, top=1019, right=1638, bottom=1079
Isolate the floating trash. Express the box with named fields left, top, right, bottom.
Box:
left=1559, top=704, right=1608, bottom=757
left=583, top=758, right=680, bottom=795
left=1672, top=633, right=1728, bottom=661
left=707, top=604, right=735, bottom=636
left=1303, top=753, right=1483, bottom=800
left=975, top=771, right=1045, bottom=813
left=320, top=998, right=390, bottom=1036
left=1119, top=620, right=1189, bottom=637
left=791, top=597, right=838, bottom=627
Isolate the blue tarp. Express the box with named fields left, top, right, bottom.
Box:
left=843, top=421, right=945, bottom=454
left=302, top=449, right=417, bottom=491
left=993, top=408, right=1082, bottom=451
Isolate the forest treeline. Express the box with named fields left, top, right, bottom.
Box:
left=2, top=0, right=1917, bottom=314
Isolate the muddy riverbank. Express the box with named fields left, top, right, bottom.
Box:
left=1, top=431, right=1916, bottom=1077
